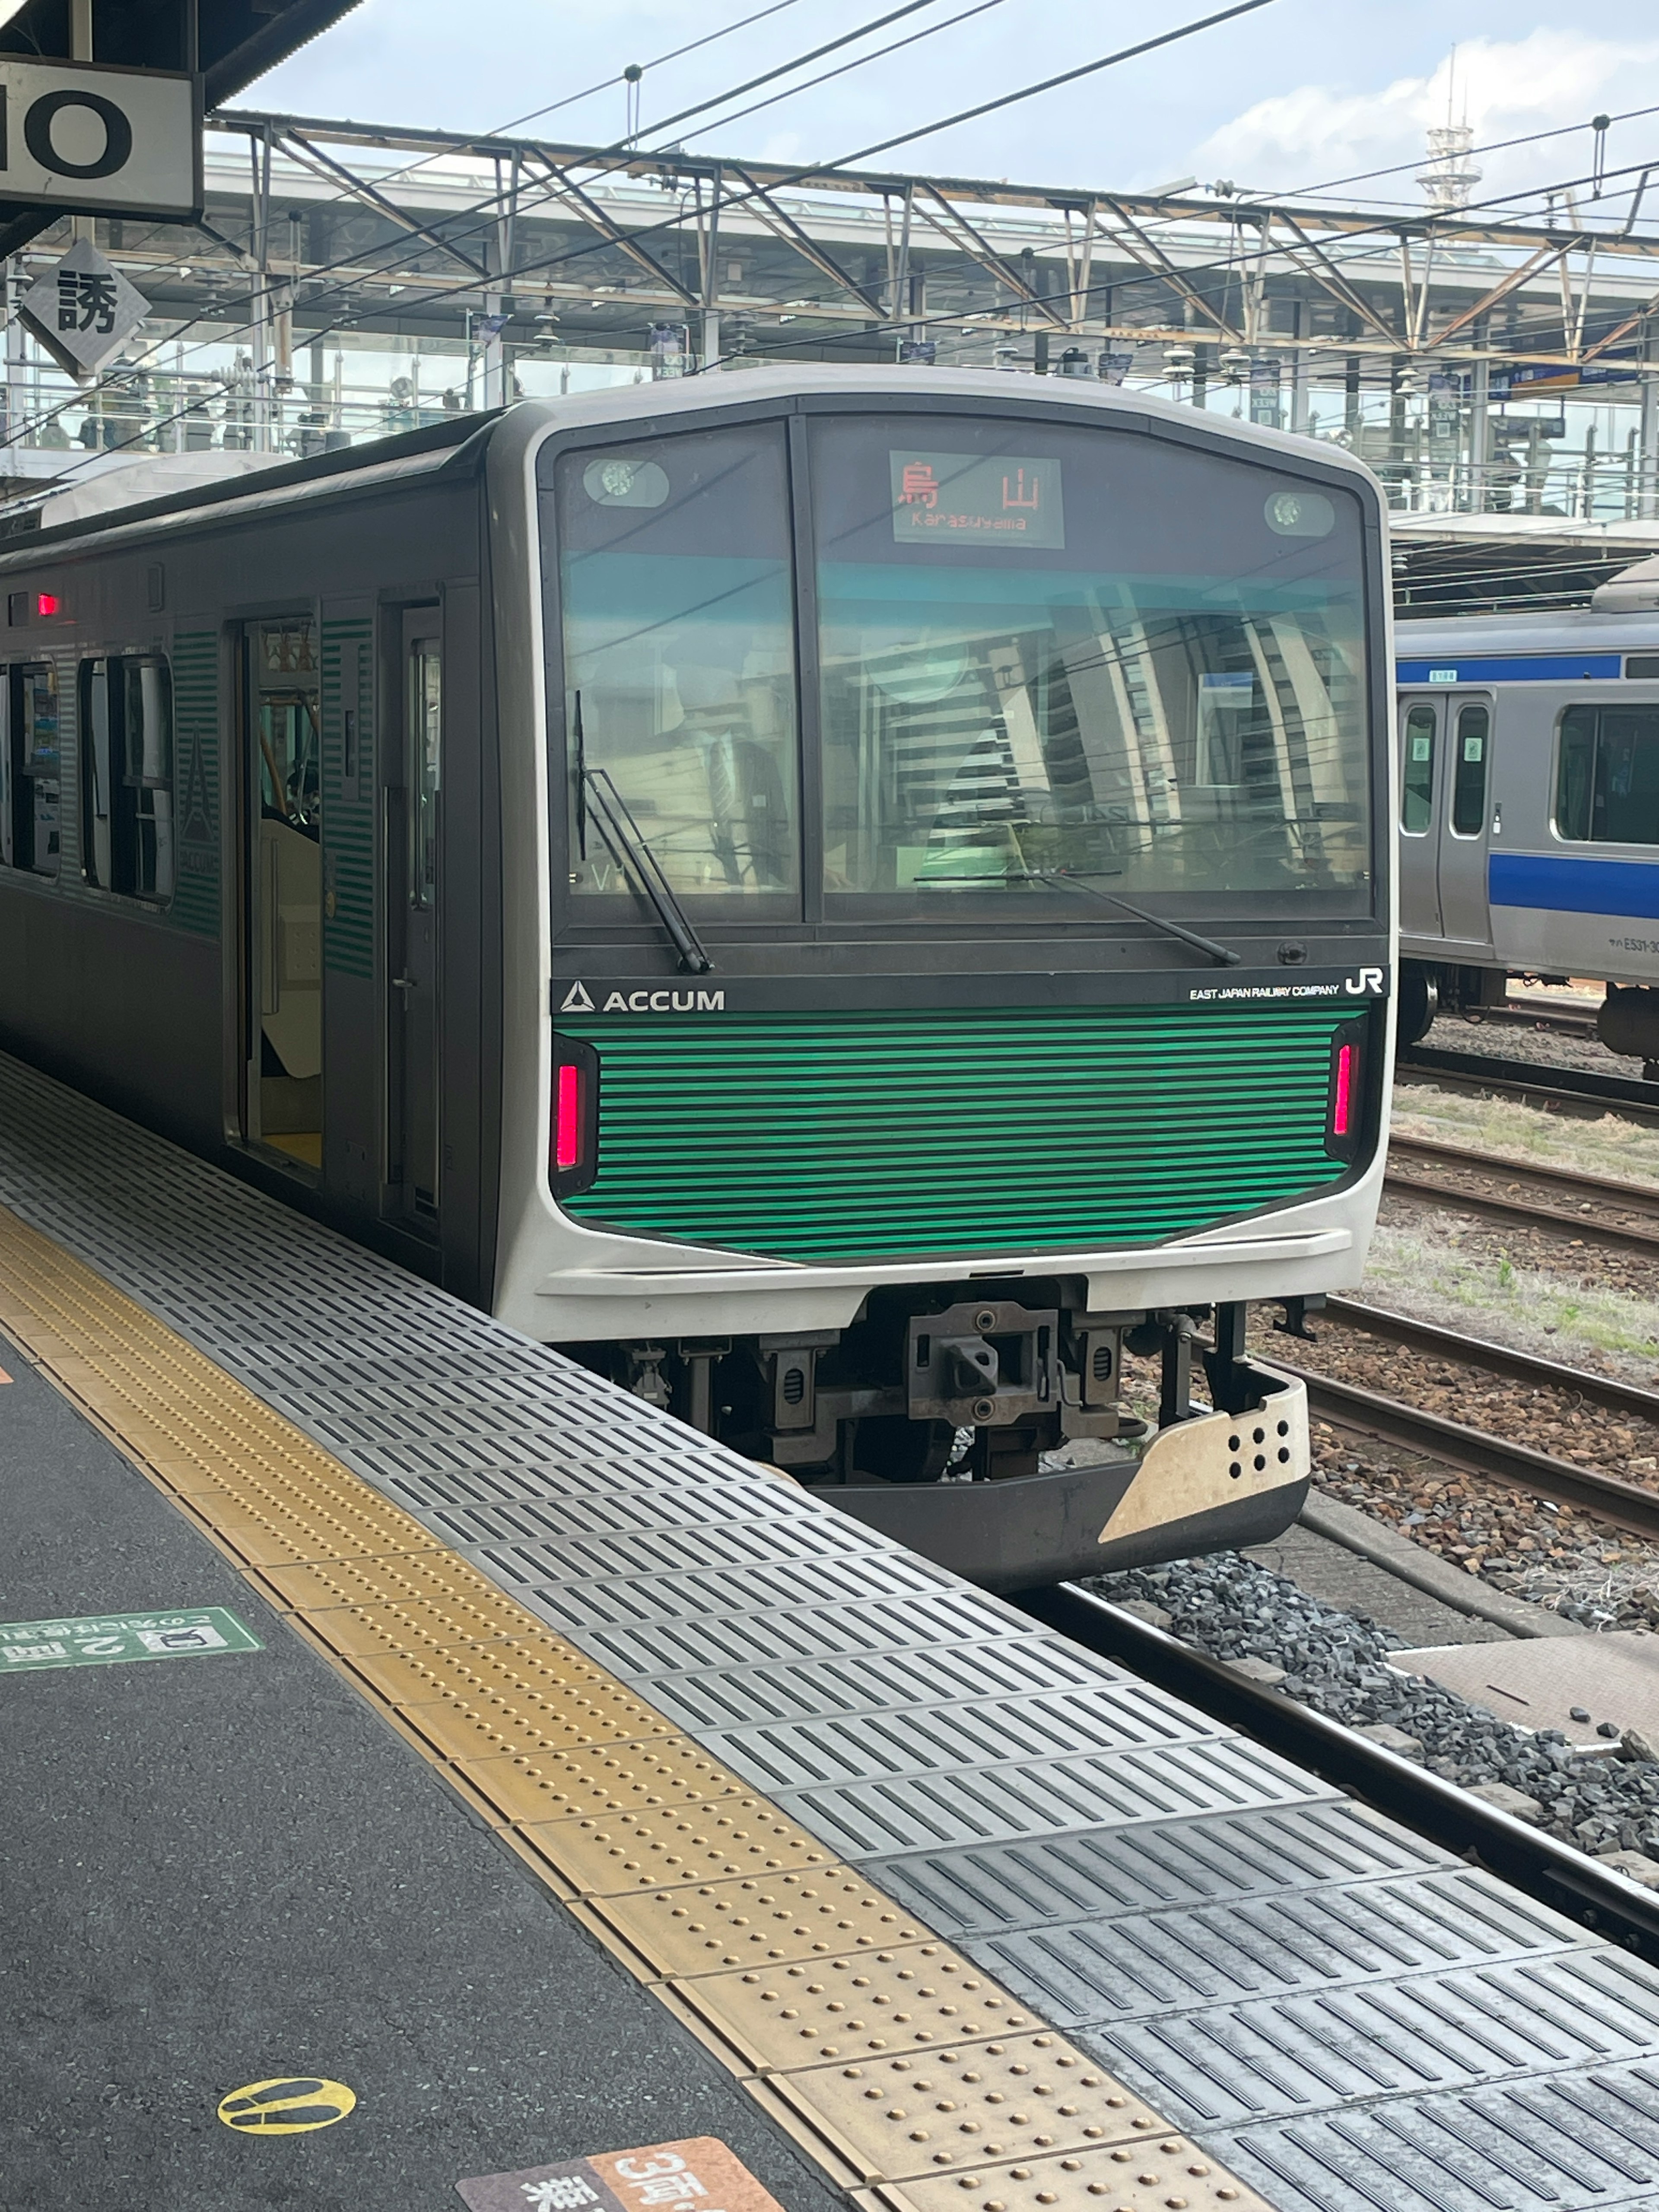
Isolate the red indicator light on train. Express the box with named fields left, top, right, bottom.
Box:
left=554, top=1061, right=582, bottom=1170
left=1332, top=1043, right=1353, bottom=1138
left=36, top=593, right=59, bottom=617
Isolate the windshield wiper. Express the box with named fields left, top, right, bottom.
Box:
left=580, top=762, right=712, bottom=976
left=918, top=864, right=1242, bottom=967
left=1036, top=870, right=1242, bottom=967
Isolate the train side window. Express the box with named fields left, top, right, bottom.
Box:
left=4, top=661, right=60, bottom=877
left=1556, top=702, right=1659, bottom=845
left=77, top=655, right=174, bottom=902
left=1450, top=702, right=1489, bottom=837
left=1400, top=703, right=1436, bottom=833
left=80, top=660, right=115, bottom=887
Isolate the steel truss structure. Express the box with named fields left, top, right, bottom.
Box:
left=7, top=105, right=1659, bottom=528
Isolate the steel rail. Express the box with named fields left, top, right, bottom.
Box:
left=1383, top=1139, right=1659, bottom=1259
left=1388, top=1133, right=1659, bottom=1216
left=1480, top=1004, right=1599, bottom=1038
left=1022, top=1584, right=1659, bottom=1966
left=1398, top=1045, right=1659, bottom=1126
left=1272, top=1360, right=1659, bottom=1541
left=1322, top=1294, right=1659, bottom=1427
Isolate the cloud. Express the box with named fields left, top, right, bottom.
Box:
left=1190, top=30, right=1659, bottom=204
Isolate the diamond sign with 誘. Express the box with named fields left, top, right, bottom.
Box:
left=19, top=238, right=149, bottom=376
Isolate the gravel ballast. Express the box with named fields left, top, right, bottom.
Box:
left=1090, top=1551, right=1659, bottom=1862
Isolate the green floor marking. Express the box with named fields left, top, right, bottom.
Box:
left=0, top=1608, right=261, bottom=1672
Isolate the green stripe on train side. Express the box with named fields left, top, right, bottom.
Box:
left=170, top=631, right=219, bottom=937
left=321, top=619, right=374, bottom=979
left=559, top=1002, right=1356, bottom=1264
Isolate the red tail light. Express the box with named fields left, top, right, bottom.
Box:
left=550, top=1037, right=599, bottom=1197
left=554, top=1061, right=582, bottom=1170
left=1332, top=1043, right=1353, bottom=1138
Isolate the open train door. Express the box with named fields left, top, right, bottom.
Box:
left=241, top=616, right=324, bottom=1173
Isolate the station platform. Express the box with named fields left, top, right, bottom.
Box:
left=6, top=1048, right=1659, bottom=2212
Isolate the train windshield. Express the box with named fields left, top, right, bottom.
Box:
left=547, top=409, right=1372, bottom=923
left=554, top=424, right=799, bottom=907
left=812, top=415, right=1370, bottom=917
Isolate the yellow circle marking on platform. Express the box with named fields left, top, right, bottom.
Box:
left=217, top=2077, right=357, bottom=2134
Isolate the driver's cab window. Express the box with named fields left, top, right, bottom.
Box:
left=553, top=424, right=799, bottom=904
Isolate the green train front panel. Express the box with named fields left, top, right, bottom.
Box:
left=556, top=1002, right=1358, bottom=1265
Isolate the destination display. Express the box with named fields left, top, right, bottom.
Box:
left=889, top=448, right=1065, bottom=547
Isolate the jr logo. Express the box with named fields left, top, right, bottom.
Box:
left=1344, top=968, right=1386, bottom=995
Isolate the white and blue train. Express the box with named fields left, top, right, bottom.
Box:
left=1396, top=554, right=1659, bottom=1069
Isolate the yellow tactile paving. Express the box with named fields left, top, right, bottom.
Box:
left=249, top=1548, right=531, bottom=1619
left=678, top=1947, right=1043, bottom=2073
left=343, top=1638, right=672, bottom=1741
left=453, top=1742, right=745, bottom=1825
left=516, top=1799, right=837, bottom=1895
left=590, top=1867, right=932, bottom=1977
left=0, top=1200, right=1273, bottom=2212
left=865, top=2136, right=1256, bottom=2212
left=307, top=1600, right=540, bottom=1657
left=774, top=2037, right=1164, bottom=2184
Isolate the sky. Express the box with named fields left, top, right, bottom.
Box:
left=242, top=0, right=1659, bottom=216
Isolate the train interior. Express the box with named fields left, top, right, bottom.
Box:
left=248, top=617, right=324, bottom=1170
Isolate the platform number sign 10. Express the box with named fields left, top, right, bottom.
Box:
left=0, top=59, right=200, bottom=220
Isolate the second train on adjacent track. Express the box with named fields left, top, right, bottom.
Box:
left=1397, top=562, right=1659, bottom=1069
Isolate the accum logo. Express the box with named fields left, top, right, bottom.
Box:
left=560, top=981, right=725, bottom=1014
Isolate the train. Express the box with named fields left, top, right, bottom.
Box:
left=0, top=365, right=1395, bottom=1589
left=1397, top=556, right=1659, bottom=1068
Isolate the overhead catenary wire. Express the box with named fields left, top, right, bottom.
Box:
left=710, top=140, right=1659, bottom=378
left=652, top=0, right=1011, bottom=149
left=35, top=6, right=1651, bottom=411
left=281, top=0, right=1289, bottom=363
left=7, top=5, right=1653, bottom=488
left=0, top=0, right=1034, bottom=456
left=0, top=0, right=931, bottom=447
left=0, top=0, right=1287, bottom=473
left=41, top=121, right=1659, bottom=472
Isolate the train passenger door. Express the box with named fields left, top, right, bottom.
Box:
left=1398, top=696, right=1442, bottom=938
left=387, top=609, right=442, bottom=1230
left=244, top=618, right=324, bottom=1170
left=1436, top=693, right=1495, bottom=953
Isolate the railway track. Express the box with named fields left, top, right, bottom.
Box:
left=1322, top=1294, right=1659, bottom=1426
left=1398, top=1042, right=1659, bottom=1125
left=1287, top=1361, right=1659, bottom=1540
left=1024, top=1582, right=1659, bottom=1963
left=1482, top=1002, right=1600, bottom=1038
left=1384, top=1131, right=1659, bottom=1258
